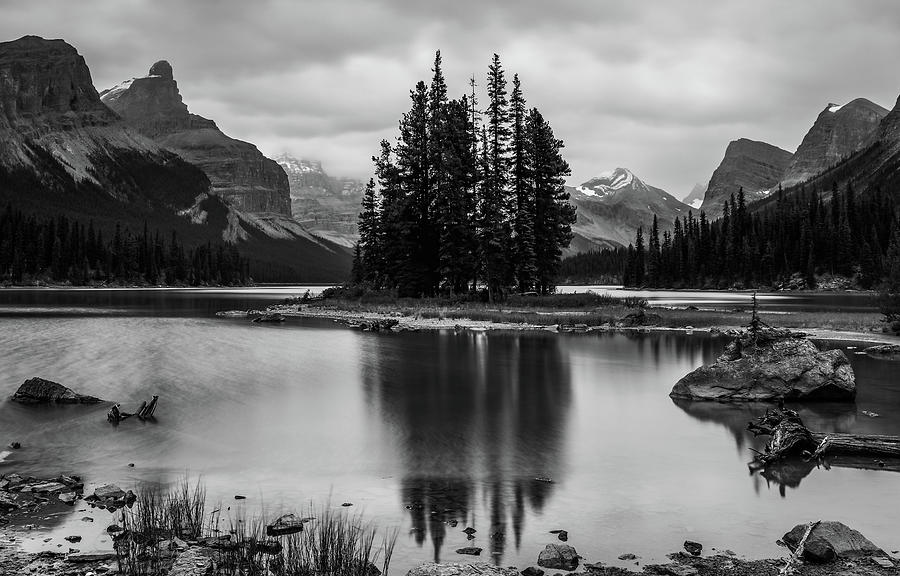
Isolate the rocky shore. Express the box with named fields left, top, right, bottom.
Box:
left=3, top=467, right=898, bottom=575
left=217, top=304, right=900, bottom=348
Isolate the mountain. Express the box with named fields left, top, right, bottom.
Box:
left=780, top=98, right=888, bottom=188
left=566, top=167, right=691, bottom=252
left=682, top=183, right=706, bottom=209
left=275, top=154, right=364, bottom=248
left=100, top=61, right=291, bottom=216
left=0, top=36, right=349, bottom=282
left=700, top=138, right=793, bottom=219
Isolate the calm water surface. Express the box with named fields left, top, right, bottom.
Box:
left=0, top=287, right=897, bottom=571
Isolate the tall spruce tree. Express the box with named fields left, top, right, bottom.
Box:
left=510, top=74, right=536, bottom=292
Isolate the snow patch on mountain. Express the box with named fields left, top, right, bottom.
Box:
left=828, top=103, right=844, bottom=113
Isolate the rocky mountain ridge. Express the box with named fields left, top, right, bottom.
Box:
left=101, top=61, right=292, bottom=216
left=0, top=35, right=349, bottom=282
left=780, top=98, right=888, bottom=188
left=276, top=153, right=364, bottom=248
left=700, top=138, right=793, bottom=219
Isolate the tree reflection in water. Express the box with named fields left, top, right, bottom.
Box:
left=362, top=330, right=571, bottom=564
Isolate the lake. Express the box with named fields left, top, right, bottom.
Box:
left=0, top=287, right=897, bottom=571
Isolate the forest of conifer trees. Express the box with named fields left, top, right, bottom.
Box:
left=562, top=183, right=900, bottom=294
left=352, top=52, right=577, bottom=300
left=0, top=206, right=249, bottom=286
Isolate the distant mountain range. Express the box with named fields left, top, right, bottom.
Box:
left=275, top=154, right=365, bottom=249
left=0, top=35, right=350, bottom=282
left=566, top=168, right=690, bottom=253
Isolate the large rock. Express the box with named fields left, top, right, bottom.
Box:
left=10, top=377, right=102, bottom=404
left=671, top=331, right=855, bottom=402
left=537, top=544, right=579, bottom=571
left=407, top=564, right=518, bottom=576
left=783, top=521, right=883, bottom=563
left=101, top=62, right=292, bottom=216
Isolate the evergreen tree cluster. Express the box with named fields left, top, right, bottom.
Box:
left=0, top=205, right=249, bottom=285
left=353, top=52, right=576, bottom=299
left=562, top=183, right=900, bottom=289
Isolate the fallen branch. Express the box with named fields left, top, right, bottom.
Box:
left=780, top=520, right=819, bottom=575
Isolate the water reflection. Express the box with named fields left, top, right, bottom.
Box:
left=364, top=330, right=571, bottom=563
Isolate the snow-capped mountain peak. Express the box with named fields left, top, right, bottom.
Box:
left=275, top=153, right=323, bottom=175
left=577, top=167, right=648, bottom=198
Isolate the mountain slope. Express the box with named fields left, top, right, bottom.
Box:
left=781, top=98, right=888, bottom=188
left=0, top=36, right=349, bottom=282
left=100, top=61, right=292, bottom=216
left=701, top=138, right=793, bottom=219
left=275, top=154, right=364, bottom=248
left=567, top=168, right=691, bottom=252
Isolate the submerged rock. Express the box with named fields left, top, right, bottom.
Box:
left=407, top=563, right=518, bottom=576
left=683, top=540, right=702, bottom=556
left=11, top=377, right=102, bottom=404
left=266, top=513, right=306, bottom=536
left=863, top=344, right=900, bottom=361
left=537, top=544, right=579, bottom=570
left=783, top=521, right=883, bottom=563
left=670, top=330, right=855, bottom=402
left=252, top=312, right=286, bottom=323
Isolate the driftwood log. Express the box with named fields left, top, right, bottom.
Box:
left=747, top=408, right=900, bottom=469
left=107, top=395, right=160, bottom=424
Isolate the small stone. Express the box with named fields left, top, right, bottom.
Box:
left=234, top=495, right=246, bottom=500
left=65, top=536, right=82, bottom=543
left=59, top=492, right=77, bottom=505
left=456, top=547, right=482, bottom=555
left=618, top=554, right=637, bottom=561
left=463, top=527, right=477, bottom=535
left=8, top=442, right=21, bottom=449
left=662, top=563, right=698, bottom=576
left=127, top=463, right=134, bottom=467
left=521, top=568, right=544, bottom=576
left=684, top=540, right=702, bottom=556
left=106, top=525, right=122, bottom=534
left=557, top=530, right=568, bottom=542
left=341, top=502, right=353, bottom=507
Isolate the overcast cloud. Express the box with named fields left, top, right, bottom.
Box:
left=4, top=0, right=900, bottom=197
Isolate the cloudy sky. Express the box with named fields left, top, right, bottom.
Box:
left=4, top=0, right=900, bottom=197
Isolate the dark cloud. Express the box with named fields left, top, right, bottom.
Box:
left=3, top=0, right=900, bottom=196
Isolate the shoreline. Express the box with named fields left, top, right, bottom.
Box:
left=220, top=303, right=900, bottom=347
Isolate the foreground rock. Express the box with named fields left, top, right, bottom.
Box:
left=10, top=378, right=102, bottom=404
left=783, top=521, right=884, bottom=563
left=407, top=563, right=518, bottom=576
left=167, top=548, right=214, bottom=576
left=537, top=543, right=579, bottom=570
left=671, top=329, right=855, bottom=402
left=864, top=344, right=900, bottom=361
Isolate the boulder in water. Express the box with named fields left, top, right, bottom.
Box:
left=783, top=521, right=883, bottom=563
left=11, top=377, right=102, bottom=404
left=537, top=544, right=579, bottom=570
left=670, top=330, right=855, bottom=402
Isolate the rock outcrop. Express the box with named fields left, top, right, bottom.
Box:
left=783, top=521, right=884, bottom=563
left=701, top=139, right=793, bottom=219
left=10, top=377, right=102, bottom=404
left=670, top=330, right=856, bottom=402
left=781, top=99, right=888, bottom=188
left=101, top=62, right=292, bottom=216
